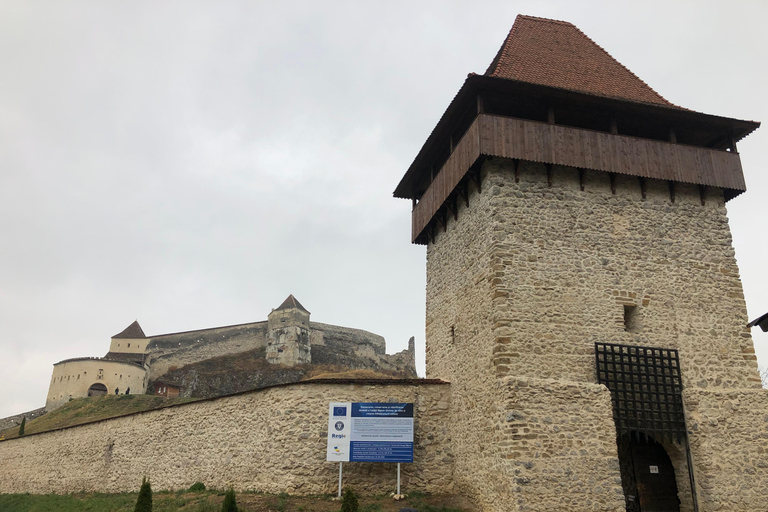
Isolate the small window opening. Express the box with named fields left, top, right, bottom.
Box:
left=277, top=347, right=284, bottom=353
left=624, top=305, right=639, bottom=333
left=127, top=343, right=130, bottom=348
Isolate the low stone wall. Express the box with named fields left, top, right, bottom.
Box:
left=0, top=407, right=46, bottom=432
left=0, top=380, right=452, bottom=495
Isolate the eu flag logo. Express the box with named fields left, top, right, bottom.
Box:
left=333, top=406, right=347, bottom=417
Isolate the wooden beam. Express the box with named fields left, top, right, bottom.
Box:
left=458, top=180, right=469, bottom=208
left=699, top=185, right=707, bottom=206
left=547, top=106, right=555, bottom=125
left=513, top=159, right=520, bottom=183
left=469, top=166, right=482, bottom=193
left=445, top=196, right=457, bottom=221
left=546, top=163, right=553, bottom=188
left=639, top=177, right=647, bottom=200
left=730, top=133, right=738, bottom=153
left=669, top=128, right=677, bottom=144
left=477, top=94, right=484, bottom=114
left=609, top=173, right=616, bottom=195
left=610, top=118, right=618, bottom=135
left=669, top=181, right=676, bottom=203
left=578, top=168, right=586, bottom=191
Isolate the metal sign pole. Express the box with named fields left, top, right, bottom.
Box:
left=397, top=463, right=401, bottom=495
left=338, top=462, right=343, bottom=497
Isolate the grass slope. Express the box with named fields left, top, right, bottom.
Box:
left=0, top=490, right=474, bottom=512
left=0, top=394, right=197, bottom=440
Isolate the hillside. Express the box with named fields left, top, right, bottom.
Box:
left=0, top=357, right=407, bottom=439
left=0, top=394, right=196, bottom=440
left=151, top=347, right=405, bottom=399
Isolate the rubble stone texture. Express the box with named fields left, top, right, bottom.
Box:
left=425, top=158, right=766, bottom=511
left=0, top=381, right=452, bottom=495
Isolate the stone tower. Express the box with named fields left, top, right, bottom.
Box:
left=266, top=294, right=311, bottom=365
left=395, top=15, right=767, bottom=512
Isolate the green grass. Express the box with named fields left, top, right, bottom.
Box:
left=0, top=395, right=198, bottom=440
left=0, top=490, right=473, bottom=512
left=0, top=491, right=222, bottom=512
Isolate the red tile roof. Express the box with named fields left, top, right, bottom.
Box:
left=112, top=320, right=146, bottom=339
left=485, top=15, right=677, bottom=107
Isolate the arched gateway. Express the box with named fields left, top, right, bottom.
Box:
left=87, top=383, right=108, bottom=397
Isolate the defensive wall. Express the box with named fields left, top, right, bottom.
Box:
left=424, top=158, right=768, bottom=512
left=146, top=321, right=415, bottom=382
left=0, top=379, right=452, bottom=495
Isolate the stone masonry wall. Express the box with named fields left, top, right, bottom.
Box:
left=425, top=157, right=766, bottom=511
left=486, top=159, right=760, bottom=390
left=425, top=161, right=625, bottom=512
left=683, top=387, right=768, bottom=510
left=0, top=380, right=452, bottom=495
left=146, top=322, right=269, bottom=379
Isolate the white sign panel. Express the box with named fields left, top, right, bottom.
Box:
left=326, top=402, right=414, bottom=462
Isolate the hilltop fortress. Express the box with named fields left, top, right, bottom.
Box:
left=2, top=15, right=767, bottom=512
left=45, top=294, right=416, bottom=410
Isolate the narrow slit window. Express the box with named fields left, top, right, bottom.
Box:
left=624, top=305, right=638, bottom=333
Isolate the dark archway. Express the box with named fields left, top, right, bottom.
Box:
left=617, top=434, right=680, bottom=512
left=87, top=383, right=108, bottom=397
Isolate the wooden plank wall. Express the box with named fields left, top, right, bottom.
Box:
left=411, top=121, right=481, bottom=241
left=478, top=114, right=746, bottom=190
left=411, top=114, right=746, bottom=242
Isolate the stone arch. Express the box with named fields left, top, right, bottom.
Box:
left=87, top=383, right=108, bottom=397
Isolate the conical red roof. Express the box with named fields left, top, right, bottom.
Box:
left=485, top=15, right=676, bottom=107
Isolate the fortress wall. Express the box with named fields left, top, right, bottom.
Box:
left=310, top=322, right=387, bottom=356
left=487, top=159, right=759, bottom=388
left=146, top=322, right=268, bottom=379
left=684, top=387, right=768, bottom=511
left=0, top=380, right=452, bottom=495
left=425, top=162, right=625, bottom=512
left=423, top=157, right=764, bottom=511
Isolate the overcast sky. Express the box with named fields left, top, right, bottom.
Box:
left=1, top=1, right=766, bottom=418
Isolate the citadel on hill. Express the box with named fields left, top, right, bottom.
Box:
left=2, top=15, right=768, bottom=512
left=45, top=294, right=416, bottom=410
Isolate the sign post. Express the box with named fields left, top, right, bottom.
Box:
left=326, top=402, right=414, bottom=494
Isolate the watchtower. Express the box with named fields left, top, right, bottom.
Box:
left=266, top=294, right=311, bottom=366
left=395, top=15, right=767, bottom=512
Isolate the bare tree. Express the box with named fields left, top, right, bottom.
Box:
left=760, top=366, right=768, bottom=390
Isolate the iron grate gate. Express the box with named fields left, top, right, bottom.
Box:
left=595, top=342, right=687, bottom=443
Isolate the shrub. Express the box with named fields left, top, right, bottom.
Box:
left=221, top=488, right=237, bottom=512
left=189, top=482, right=206, bottom=492
left=18, top=417, right=25, bottom=437
left=134, top=476, right=152, bottom=512
left=341, top=488, right=359, bottom=512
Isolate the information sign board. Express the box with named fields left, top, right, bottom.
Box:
left=326, top=402, right=413, bottom=463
